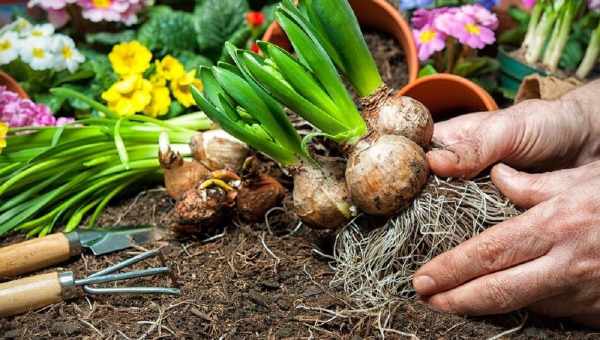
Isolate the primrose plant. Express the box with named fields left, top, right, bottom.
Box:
left=411, top=4, right=500, bottom=89
left=520, top=0, right=600, bottom=78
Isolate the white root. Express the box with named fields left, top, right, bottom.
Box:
left=331, top=175, right=521, bottom=309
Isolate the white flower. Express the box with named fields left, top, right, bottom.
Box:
left=8, top=18, right=32, bottom=38
left=0, top=32, right=20, bottom=65
left=51, top=35, right=84, bottom=73
left=28, top=24, right=55, bottom=39
left=20, top=38, right=55, bottom=70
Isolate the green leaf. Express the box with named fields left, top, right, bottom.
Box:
left=241, top=51, right=349, bottom=137
left=195, top=0, right=249, bottom=58
left=304, top=0, right=383, bottom=97
left=173, top=50, right=213, bottom=71
left=212, top=66, right=302, bottom=154
left=560, top=38, right=584, bottom=71
left=137, top=6, right=198, bottom=55
left=192, top=86, right=297, bottom=165
left=276, top=11, right=365, bottom=135
left=113, top=119, right=130, bottom=170
left=260, top=42, right=341, bottom=120
left=418, top=64, right=438, bottom=78
left=86, top=30, right=137, bottom=46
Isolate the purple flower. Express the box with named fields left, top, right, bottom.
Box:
left=435, top=10, right=495, bottom=49
left=462, top=4, right=499, bottom=30
left=414, top=24, right=447, bottom=61
left=589, top=0, right=600, bottom=11
left=78, top=0, right=147, bottom=25
left=412, top=7, right=458, bottom=30
left=522, top=0, right=536, bottom=9
left=434, top=6, right=496, bottom=49
left=0, top=86, right=73, bottom=127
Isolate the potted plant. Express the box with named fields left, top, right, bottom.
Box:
left=405, top=3, right=500, bottom=116
left=499, top=0, right=600, bottom=98
left=263, top=0, right=420, bottom=83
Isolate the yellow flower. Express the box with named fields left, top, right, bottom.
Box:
left=155, top=55, right=184, bottom=80
left=150, top=72, right=166, bottom=87
left=144, top=83, right=171, bottom=118
left=102, top=74, right=153, bottom=117
left=0, top=122, right=7, bottom=153
left=108, top=41, right=152, bottom=76
left=171, top=69, right=203, bottom=108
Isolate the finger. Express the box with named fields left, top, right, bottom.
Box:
left=427, top=112, right=517, bottom=179
left=492, top=161, right=600, bottom=208
left=413, top=208, right=555, bottom=296
left=425, top=255, right=565, bottom=315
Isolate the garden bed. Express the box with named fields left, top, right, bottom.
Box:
left=0, top=191, right=596, bottom=339
left=0, top=22, right=597, bottom=340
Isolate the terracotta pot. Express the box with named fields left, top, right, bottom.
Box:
left=397, top=74, right=498, bottom=121
left=0, top=71, right=28, bottom=99
left=262, top=0, right=419, bottom=83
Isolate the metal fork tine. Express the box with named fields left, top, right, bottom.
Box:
left=89, top=249, right=161, bottom=277
left=83, top=286, right=181, bottom=295
left=76, top=267, right=170, bottom=286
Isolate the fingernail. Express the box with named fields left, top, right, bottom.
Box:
left=495, top=163, right=516, bottom=175
left=413, top=275, right=437, bottom=294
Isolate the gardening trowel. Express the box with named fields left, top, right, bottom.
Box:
left=0, top=227, right=159, bottom=278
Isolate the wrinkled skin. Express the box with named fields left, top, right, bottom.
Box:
left=413, top=80, right=600, bottom=327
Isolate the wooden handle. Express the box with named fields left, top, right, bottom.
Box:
left=0, top=233, right=77, bottom=278
left=0, top=272, right=65, bottom=317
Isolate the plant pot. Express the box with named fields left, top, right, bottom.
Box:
left=262, top=0, right=419, bottom=83
left=0, top=71, right=28, bottom=99
left=498, top=47, right=546, bottom=99
left=397, top=73, right=498, bottom=121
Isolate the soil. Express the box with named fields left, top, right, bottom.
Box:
left=1, top=190, right=599, bottom=339
left=1, top=24, right=599, bottom=340
left=365, top=30, right=410, bottom=91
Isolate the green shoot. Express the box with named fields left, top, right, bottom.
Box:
left=576, top=19, right=600, bottom=79
left=300, top=0, right=383, bottom=97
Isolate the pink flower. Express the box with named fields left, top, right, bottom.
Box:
left=412, top=7, right=458, bottom=30
left=0, top=86, right=73, bottom=127
left=435, top=10, right=495, bottom=49
left=461, top=4, right=498, bottom=30
left=413, top=24, right=447, bottom=61
left=522, top=0, right=536, bottom=9
left=77, top=0, right=147, bottom=25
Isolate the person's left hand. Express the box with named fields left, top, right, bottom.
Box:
left=413, top=160, right=600, bottom=327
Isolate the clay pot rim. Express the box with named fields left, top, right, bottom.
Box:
left=397, top=73, right=498, bottom=112
left=0, top=70, right=28, bottom=99
left=262, top=0, right=419, bottom=83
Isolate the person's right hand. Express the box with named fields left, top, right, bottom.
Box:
left=427, top=97, right=600, bottom=179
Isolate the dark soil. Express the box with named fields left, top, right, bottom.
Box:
left=365, top=30, right=410, bottom=91
left=1, top=190, right=599, bottom=339
left=1, top=25, right=599, bottom=340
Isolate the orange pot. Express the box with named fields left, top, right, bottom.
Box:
left=0, top=71, right=28, bottom=99
left=397, top=74, right=498, bottom=121
left=262, top=0, right=419, bottom=83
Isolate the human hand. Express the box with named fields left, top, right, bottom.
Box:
left=427, top=98, right=600, bottom=179
left=413, top=162, right=600, bottom=327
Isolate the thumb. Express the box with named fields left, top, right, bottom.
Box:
left=491, top=161, right=600, bottom=208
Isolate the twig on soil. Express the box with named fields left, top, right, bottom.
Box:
left=202, top=231, right=226, bottom=243
left=78, top=318, right=104, bottom=338
left=487, top=312, right=529, bottom=340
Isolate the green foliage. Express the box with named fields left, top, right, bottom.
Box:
left=137, top=6, right=198, bottom=55
left=85, top=30, right=137, bottom=46
left=194, top=0, right=250, bottom=58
